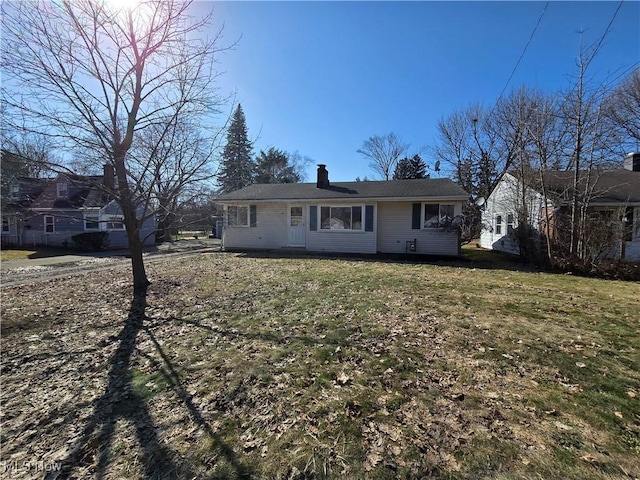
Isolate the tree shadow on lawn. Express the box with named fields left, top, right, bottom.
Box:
left=53, top=287, right=249, bottom=480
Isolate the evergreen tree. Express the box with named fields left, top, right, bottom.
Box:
left=218, top=104, right=254, bottom=193
left=255, top=147, right=302, bottom=183
left=392, top=154, right=428, bottom=180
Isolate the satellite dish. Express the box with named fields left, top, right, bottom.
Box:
left=475, top=197, right=486, bottom=207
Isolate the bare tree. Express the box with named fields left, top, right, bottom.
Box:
left=603, top=68, right=640, bottom=150
left=357, top=133, right=409, bottom=180
left=434, top=104, right=501, bottom=201
left=132, top=118, right=219, bottom=243
left=1, top=0, right=225, bottom=293
left=560, top=46, right=621, bottom=257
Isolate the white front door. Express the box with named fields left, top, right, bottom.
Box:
left=288, top=205, right=305, bottom=246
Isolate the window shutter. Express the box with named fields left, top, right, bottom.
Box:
left=412, top=203, right=421, bottom=229
left=250, top=205, right=257, bottom=227
left=309, top=206, right=317, bottom=231
left=365, top=205, right=374, bottom=232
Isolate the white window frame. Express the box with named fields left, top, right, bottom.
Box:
left=105, top=215, right=124, bottom=230
left=495, top=215, right=502, bottom=235
left=227, top=205, right=249, bottom=227
left=84, top=214, right=100, bottom=231
left=423, top=203, right=455, bottom=229
left=44, top=215, right=55, bottom=234
left=56, top=182, right=68, bottom=198
left=507, top=214, right=515, bottom=234
left=319, top=205, right=364, bottom=231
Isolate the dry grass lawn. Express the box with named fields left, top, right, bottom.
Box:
left=1, top=250, right=638, bottom=479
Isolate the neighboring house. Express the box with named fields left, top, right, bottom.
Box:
left=480, top=152, right=640, bottom=261
left=1, top=176, right=50, bottom=247
left=216, top=164, right=469, bottom=256
left=1, top=164, right=156, bottom=249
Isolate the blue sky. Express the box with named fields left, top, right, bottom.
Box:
left=198, top=1, right=639, bottom=182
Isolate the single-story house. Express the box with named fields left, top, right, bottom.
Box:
left=2, top=164, right=156, bottom=249
left=480, top=152, right=640, bottom=261
left=216, top=164, right=469, bottom=256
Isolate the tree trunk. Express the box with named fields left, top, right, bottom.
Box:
left=127, top=225, right=149, bottom=294
left=113, top=153, right=150, bottom=293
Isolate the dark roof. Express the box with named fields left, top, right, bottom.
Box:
left=217, top=178, right=468, bottom=202
left=537, top=169, right=640, bottom=204
left=30, top=174, right=112, bottom=209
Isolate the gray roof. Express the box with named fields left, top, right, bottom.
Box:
left=536, top=169, right=640, bottom=205
left=216, top=178, right=468, bottom=202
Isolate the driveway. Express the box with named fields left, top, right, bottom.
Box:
left=1, top=238, right=222, bottom=287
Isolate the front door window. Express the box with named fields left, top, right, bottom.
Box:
left=288, top=205, right=305, bottom=246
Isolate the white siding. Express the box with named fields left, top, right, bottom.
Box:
left=223, top=203, right=288, bottom=249
left=306, top=203, right=376, bottom=254
left=480, top=173, right=545, bottom=255
left=307, top=231, right=376, bottom=254
left=377, top=201, right=461, bottom=256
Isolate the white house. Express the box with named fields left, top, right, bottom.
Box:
left=216, top=165, right=469, bottom=256
left=480, top=152, right=640, bottom=261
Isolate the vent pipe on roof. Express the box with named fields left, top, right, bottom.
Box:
left=317, top=164, right=330, bottom=188
left=623, top=152, right=640, bottom=172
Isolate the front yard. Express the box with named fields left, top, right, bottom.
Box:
left=1, top=251, right=638, bottom=479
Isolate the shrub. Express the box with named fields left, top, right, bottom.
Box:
left=71, top=232, right=110, bottom=251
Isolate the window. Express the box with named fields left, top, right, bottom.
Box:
left=56, top=182, right=68, bottom=198
left=423, top=204, right=455, bottom=228
left=2, top=217, right=9, bottom=233
left=507, top=214, right=514, bottom=234
left=320, top=206, right=363, bottom=230
left=290, top=206, right=303, bottom=227
left=495, top=215, right=502, bottom=235
left=9, top=183, right=19, bottom=199
left=84, top=215, right=100, bottom=231
left=228, top=206, right=249, bottom=227
left=44, top=215, right=55, bottom=233
left=105, top=215, right=124, bottom=230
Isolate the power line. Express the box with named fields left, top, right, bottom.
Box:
left=586, top=0, right=624, bottom=65
left=494, top=1, right=550, bottom=105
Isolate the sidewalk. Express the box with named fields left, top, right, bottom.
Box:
left=0, top=238, right=221, bottom=270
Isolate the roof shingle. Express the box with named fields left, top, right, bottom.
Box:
left=216, top=178, right=468, bottom=202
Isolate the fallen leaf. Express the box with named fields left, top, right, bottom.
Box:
left=575, top=362, right=586, bottom=368
left=614, top=411, right=623, bottom=419
left=627, top=391, right=636, bottom=398
left=336, top=372, right=351, bottom=385
left=554, top=421, right=571, bottom=431
left=580, top=454, right=597, bottom=463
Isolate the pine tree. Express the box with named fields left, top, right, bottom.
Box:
left=218, top=104, right=254, bottom=193
left=255, top=148, right=302, bottom=184
left=392, top=154, right=428, bottom=180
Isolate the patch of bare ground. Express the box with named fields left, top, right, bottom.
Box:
left=1, top=252, right=638, bottom=479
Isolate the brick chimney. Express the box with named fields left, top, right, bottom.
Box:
left=317, top=164, right=330, bottom=188
left=103, top=163, right=115, bottom=189
left=623, top=152, right=640, bottom=172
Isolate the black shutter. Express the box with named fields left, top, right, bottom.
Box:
left=250, top=205, right=257, bottom=227
left=412, top=203, right=421, bottom=230
left=365, top=205, right=374, bottom=232
left=309, top=205, right=317, bottom=231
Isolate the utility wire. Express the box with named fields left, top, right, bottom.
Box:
left=586, top=0, right=624, bottom=65
left=494, top=0, right=550, bottom=106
